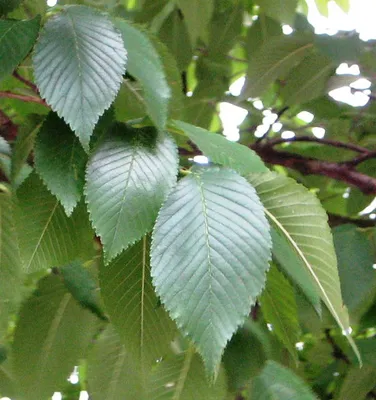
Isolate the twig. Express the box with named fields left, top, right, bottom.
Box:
left=251, top=143, right=376, bottom=194
left=328, top=214, right=376, bottom=228
left=343, top=151, right=376, bottom=166
left=0, top=109, right=18, bottom=141
left=0, top=91, right=48, bottom=107
left=12, top=71, right=39, bottom=94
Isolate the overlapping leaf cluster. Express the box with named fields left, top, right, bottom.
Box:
left=0, top=0, right=375, bottom=399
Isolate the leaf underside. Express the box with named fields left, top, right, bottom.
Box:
left=151, top=167, right=272, bottom=376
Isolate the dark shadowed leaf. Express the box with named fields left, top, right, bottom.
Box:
left=0, top=16, right=40, bottom=81
left=35, top=113, right=87, bottom=216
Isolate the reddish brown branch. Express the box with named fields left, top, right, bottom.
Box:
left=251, top=143, right=376, bottom=194
left=0, top=109, right=18, bottom=141
left=0, top=91, right=48, bottom=107
left=328, top=214, right=376, bottom=228
left=267, top=135, right=370, bottom=154
left=12, top=71, right=39, bottom=94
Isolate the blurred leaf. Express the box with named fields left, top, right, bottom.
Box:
left=337, top=365, right=376, bottom=400
left=151, top=167, right=272, bottom=376
left=0, top=192, right=22, bottom=337
left=333, top=224, right=376, bottom=318
left=33, top=5, right=126, bottom=149
left=346, top=188, right=374, bottom=215
left=177, top=0, right=213, bottom=45
left=87, top=325, right=145, bottom=399
left=15, top=173, right=94, bottom=272
left=85, top=124, right=178, bottom=263
left=315, top=34, right=362, bottom=64
left=35, top=113, right=87, bottom=216
left=0, top=0, right=21, bottom=15
left=242, top=35, right=314, bottom=98
left=250, top=361, right=318, bottom=399
left=281, top=53, right=333, bottom=105
left=0, top=16, right=40, bottom=81
left=148, top=349, right=228, bottom=399
left=255, top=0, right=299, bottom=25
left=100, top=236, right=176, bottom=364
left=260, top=265, right=301, bottom=361
left=223, top=322, right=267, bottom=392
left=334, top=0, right=350, bottom=12
left=12, top=274, right=98, bottom=400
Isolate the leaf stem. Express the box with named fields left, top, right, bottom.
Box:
left=0, top=91, right=48, bottom=107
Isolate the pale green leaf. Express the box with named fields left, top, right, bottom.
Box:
left=115, top=20, right=170, bottom=131
left=151, top=167, right=272, bottom=376
left=250, top=361, right=318, bottom=400
left=337, top=365, right=376, bottom=400
left=242, top=35, right=314, bottom=99
left=35, top=112, right=87, bottom=216
left=334, top=0, right=350, bottom=12
left=0, top=16, right=40, bottom=81
left=85, top=124, right=178, bottom=263
left=247, top=172, right=360, bottom=363
left=281, top=53, right=334, bottom=105
left=148, top=348, right=227, bottom=400
left=254, top=0, right=298, bottom=25
left=260, top=265, right=301, bottom=361
left=60, top=260, right=107, bottom=321
left=173, top=120, right=268, bottom=174
left=87, top=325, right=145, bottom=400
left=315, top=0, right=329, bottom=16
left=33, top=5, right=126, bottom=149
left=177, top=0, right=213, bottom=45
left=0, top=192, right=22, bottom=337
left=100, top=236, right=176, bottom=364
left=0, top=362, right=16, bottom=398
left=12, top=274, right=99, bottom=400
left=15, top=173, right=94, bottom=273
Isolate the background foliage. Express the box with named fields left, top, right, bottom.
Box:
left=0, top=0, right=376, bottom=399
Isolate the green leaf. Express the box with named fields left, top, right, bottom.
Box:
left=87, top=325, right=145, bottom=399
left=177, top=0, right=213, bottom=45
left=0, top=16, right=40, bottom=81
left=281, top=53, right=333, bottom=105
left=85, top=124, right=178, bottom=263
left=115, top=20, right=170, bottom=131
left=260, top=265, right=301, bottom=361
left=337, top=365, right=376, bottom=400
left=35, top=113, right=87, bottom=216
left=0, top=192, right=22, bottom=337
left=0, top=362, right=16, bottom=398
left=315, top=34, right=362, bottom=64
left=254, top=0, right=298, bottom=25
left=11, top=121, right=41, bottom=184
left=151, top=167, right=272, bottom=376
left=247, top=172, right=360, bottom=363
left=100, top=236, right=176, bottom=364
left=246, top=14, right=282, bottom=59
left=158, top=8, right=193, bottom=71
left=12, top=274, right=99, bottom=400
left=33, top=5, right=127, bottom=150
left=173, top=120, right=268, bottom=174
left=15, top=173, right=94, bottom=273
left=333, top=0, right=350, bottom=12
left=271, top=227, right=321, bottom=313
left=223, top=322, right=267, bottom=392
left=250, top=361, right=318, bottom=400
left=333, top=224, right=376, bottom=317
left=148, top=348, right=228, bottom=400
left=242, top=35, right=314, bottom=99
left=60, top=260, right=107, bottom=321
